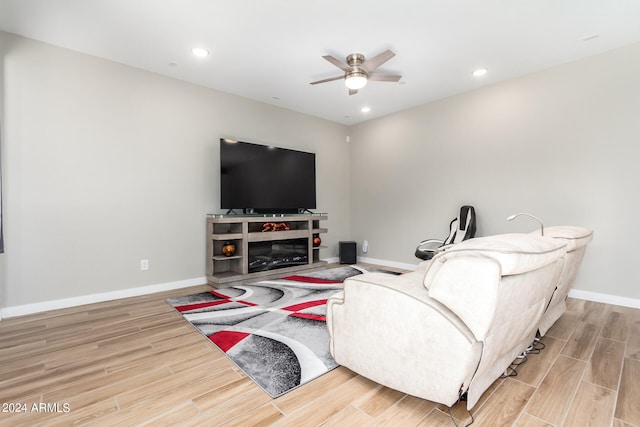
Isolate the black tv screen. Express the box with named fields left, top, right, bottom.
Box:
left=220, top=139, right=316, bottom=213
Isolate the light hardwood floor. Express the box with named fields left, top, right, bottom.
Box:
left=1, top=270, right=639, bottom=426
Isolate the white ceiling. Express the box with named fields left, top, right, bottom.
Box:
left=1, top=0, right=640, bottom=125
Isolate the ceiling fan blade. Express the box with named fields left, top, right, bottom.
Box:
left=310, top=75, right=344, bottom=85
left=348, top=88, right=359, bottom=96
left=368, top=73, right=402, bottom=82
left=322, top=55, right=351, bottom=72
left=361, top=49, right=395, bottom=72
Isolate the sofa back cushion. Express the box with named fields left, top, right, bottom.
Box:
left=424, top=234, right=567, bottom=341
left=536, top=226, right=593, bottom=252
left=434, top=233, right=567, bottom=276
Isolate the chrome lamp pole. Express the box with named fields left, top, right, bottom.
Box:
left=507, top=212, right=544, bottom=236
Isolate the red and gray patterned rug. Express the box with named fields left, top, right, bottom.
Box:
left=167, top=266, right=381, bottom=398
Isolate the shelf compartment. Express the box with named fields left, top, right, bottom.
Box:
left=212, top=239, right=242, bottom=254
left=211, top=222, right=243, bottom=234
left=209, top=257, right=243, bottom=277
left=247, top=221, right=309, bottom=234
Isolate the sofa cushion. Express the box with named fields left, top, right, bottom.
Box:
left=428, top=233, right=567, bottom=277
left=535, top=226, right=593, bottom=252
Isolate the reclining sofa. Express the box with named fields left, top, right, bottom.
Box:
left=327, top=231, right=588, bottom=409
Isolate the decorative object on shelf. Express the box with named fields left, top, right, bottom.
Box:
left=313, top=234, right=322, bottom=247
left=262, top=222, right=290, bottom=232
left=221, top=242, right=236, bottom=257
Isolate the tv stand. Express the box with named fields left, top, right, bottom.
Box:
left=206, top=213, right=328, bottom=286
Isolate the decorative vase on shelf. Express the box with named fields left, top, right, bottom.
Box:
left=313, top=235, right=321, bottom=247
left=221, top=242, right=236, bottom=257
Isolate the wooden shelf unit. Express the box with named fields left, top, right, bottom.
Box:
left=206, top=213, right=328, bottom=286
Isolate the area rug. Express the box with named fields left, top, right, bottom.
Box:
left=167, top=265, right=390, bottom=398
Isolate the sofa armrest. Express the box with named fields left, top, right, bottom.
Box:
left=327, top=272, right=482, bottom=407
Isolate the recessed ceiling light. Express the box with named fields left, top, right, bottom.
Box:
left=472, top=68, right=488, bottom=77
left=582, top=33, right=600, bottom=41
left=191, top=47, right=210, bottom=58
left=361, top=106, right=371, bottom=113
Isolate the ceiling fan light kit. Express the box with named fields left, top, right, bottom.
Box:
left=310, top=49, right=401, bottom=95
left=345, top=71, right=368, bottom=90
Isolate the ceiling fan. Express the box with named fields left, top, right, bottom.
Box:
left=310, top=49, right=401, bottom=95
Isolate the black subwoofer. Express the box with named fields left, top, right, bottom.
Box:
left=339, top=241, right=357, bottom=264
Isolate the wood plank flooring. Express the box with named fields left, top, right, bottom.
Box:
left=0, top=270, right=639, bottom=426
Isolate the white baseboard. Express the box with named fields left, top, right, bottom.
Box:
left=568, top=288, right=640, bottom=309
left=0, top=276, right=207, bottom=319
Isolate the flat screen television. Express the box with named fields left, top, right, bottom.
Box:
left=220, top=138, right=316, bottom=213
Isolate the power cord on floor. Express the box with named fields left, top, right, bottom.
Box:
left=444, top=391, right=474, bottom=427
left=501, top=335, right=546, bottom=378
left=530, top=337, right=546, bottom=352
left=447, top=404, right=474, bottom=427
left=501, top=354, right=528, bottom=378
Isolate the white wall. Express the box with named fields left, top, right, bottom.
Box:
left=349, top=42, right=640, bottom=301
left=0, top=32, right=350, bottom=310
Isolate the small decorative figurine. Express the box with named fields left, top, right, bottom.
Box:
left=262, top=222, right=290, bottom=232
left=221, top=242, right=236, bottom=257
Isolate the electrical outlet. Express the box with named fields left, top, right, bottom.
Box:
left=362, top=240, right=369, bottom=253
left=140, top=259, right=149, bottom=271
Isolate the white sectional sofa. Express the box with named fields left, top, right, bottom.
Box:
left=327, top=232, right=577, bottom=409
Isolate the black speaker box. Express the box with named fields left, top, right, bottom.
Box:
left=339, top=241, right=357, bottom=264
